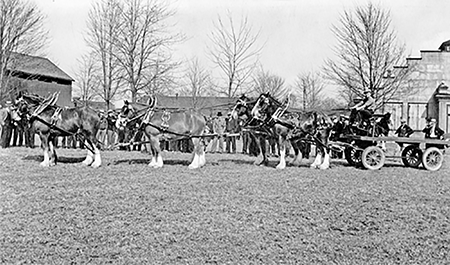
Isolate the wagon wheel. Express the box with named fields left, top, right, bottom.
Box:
left=422, top=147, right=444, bottom=171
left=361, top=146, right=385, bottom=170
left=344, top=146, right=362, bottom=166
left=401, top=145, right=423, bottom=168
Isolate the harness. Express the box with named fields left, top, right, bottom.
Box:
left=50, top=107, right=63, bottom=126
left=251, top=94, right=335, bottom=150
left=20, top=92, right=100, bottom=154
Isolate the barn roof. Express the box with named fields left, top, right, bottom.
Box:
left=438, top=40, right=450, bottom=51
left=8, top=52, right=74, bottom=81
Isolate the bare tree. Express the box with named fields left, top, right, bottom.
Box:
left=323, top=2, right=412, bottom=111
left=179, top=57, right=214, bottom=109
left=251, top=68, right=288, bottom=100
left=85, top=0, right=123, bottom=110
left=293, top=72, right=325, bottom=110
left=73, top=53, right=100, bottom=103
left=208, top=12, right=262, bottom=98
left=0, top=0, right=48, bottom=100
left=139, top=54, right=178, bottom=98
left=114, top=0, right=181, bottom=102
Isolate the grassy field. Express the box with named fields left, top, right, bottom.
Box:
left=1, top=147, right=450, bottom=264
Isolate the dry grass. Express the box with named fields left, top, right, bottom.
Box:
left=1, top=147, right=450, bottom=264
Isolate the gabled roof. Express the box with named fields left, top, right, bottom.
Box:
left=438, top=40, right=450, bottom=51
left=8, top=52, right=73, bottom=81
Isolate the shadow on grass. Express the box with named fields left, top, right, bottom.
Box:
left=22, top=155, right=86, bottom=164
left=218, top=158, right=256, bottom=165
left=217, top=158, right=320, bottom=168
left=332, top=158, right=422, bottom=170
left=112, top=158, right=191, bottom=166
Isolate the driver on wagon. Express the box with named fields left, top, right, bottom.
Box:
left=350, top=88, right=375, bottom=129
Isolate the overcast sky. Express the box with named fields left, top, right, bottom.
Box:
left=34, top=0, right=450, bottom=96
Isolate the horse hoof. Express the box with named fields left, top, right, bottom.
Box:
left=319, top=165, right=329, bottom=170
left=91, top=163, right=101, bottom=168
left=276, top=164, right=286, bottom=170
left=188, top=164, right=199, bottom=169
left=82, top=161, right=93, bottom=166
left=40, top=162, right=50, bottom=167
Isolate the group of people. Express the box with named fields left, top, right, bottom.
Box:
left=0, top=101, right=35, bottom=149
left=1, top=89, right=447, bottom=155
left=348, top=87, right=445, bottom=140
left=207, top=111, right=240, bottom=154
left=206, top=111, right=276, bottom=156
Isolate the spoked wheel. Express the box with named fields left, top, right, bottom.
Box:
left=344, top=146, right=362, bottom=166
left=361, top=146, right=385, bottom=170
left=422, top=147, right=444, bottom=171
left=401, top=145, right=423, bottom=168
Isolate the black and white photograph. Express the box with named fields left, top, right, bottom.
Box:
left=1, top=0, right=450, bottom=263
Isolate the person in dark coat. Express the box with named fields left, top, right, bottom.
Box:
left=395, top=118, right=415, bottom=150
left=350, top=88, right=375, bottom=129
left=395, top=119, right=414, bottom=138
left=422, top=118, right=444, bottom=139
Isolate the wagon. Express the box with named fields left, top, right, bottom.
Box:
left=330, top=136, right=450, bottom=171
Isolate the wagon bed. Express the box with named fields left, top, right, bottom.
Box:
left=330, top=135, right=450, bottom=171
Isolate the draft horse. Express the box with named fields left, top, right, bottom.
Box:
left=15, top=93, right=102, bottom=167
left=116, top=98, right=208, bottom=169
left=251, top=92, right=334, bottom=169
left=230, top=94, right=278, bottom=166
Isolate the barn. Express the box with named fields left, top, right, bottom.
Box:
left=6, top=52, right=73, bottom=106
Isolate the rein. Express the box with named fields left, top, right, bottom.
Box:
left=31, top=114, right=97, bottom=154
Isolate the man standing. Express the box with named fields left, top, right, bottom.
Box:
left=225, top=113, right=239, bottom=153
left=0, top=102, right=13, bottom=148
left=211, top=112, right=226, bottom=153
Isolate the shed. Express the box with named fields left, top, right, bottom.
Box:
left=7, top=52, right=74, bottom=107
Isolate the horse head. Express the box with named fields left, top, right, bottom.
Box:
left=12, top=94, right=39, bottom=120
left=251, top=93, right=282, bottom=122
left=230, top=95, right=252, bottom=120
left=375, top=112, right=391, bottom=136
left=297, top=111, right=333, bottom=136
left=116, top=101, right=150, bottom=131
